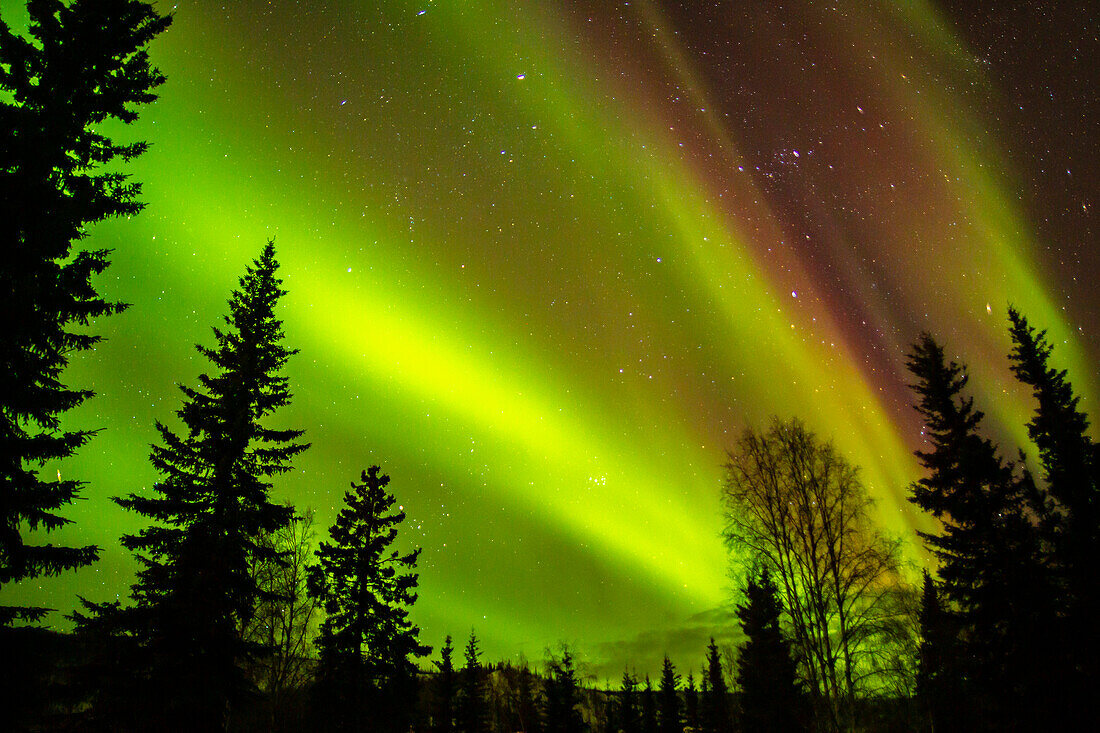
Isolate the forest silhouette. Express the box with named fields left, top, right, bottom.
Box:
left=1, top=2, right=1097, bottom=732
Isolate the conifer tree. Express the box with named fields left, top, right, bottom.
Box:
left=684, top=671, right=698, bottom=732
left=735, top=568, right=801, bottom=733
left=517, top=662, right=540, bottom=733
left=1007, top=308, right=1097, bottom=725
left=906, top=333, right=1055, bottom=731
left=0, top=0, right=170, bottom=625
left=641, top=675, right=658, bottom=733
left=457, top=630, right=487, bottom=733
left=542, top=644, right=585, bottom=733
left=617, top=669, right=640, bottom=733
left=72, top=241, right=308, bottom=728
left=698, top=669, right=710, bottom=733
left=1007, top=308, right=1097, bottom=532
left=309, top=464, right=430, bottom=731
left=657, top=656, right=682, bottom=733
left=702, top=639, right=731, bottom=733
left=915, top=571, right=964, bottom=733
left=437, top=634, right=457, bottom=732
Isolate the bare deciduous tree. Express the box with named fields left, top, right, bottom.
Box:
left=244, top=506, right=322, bottom=723
left=722, top=418, right=907, bottom=732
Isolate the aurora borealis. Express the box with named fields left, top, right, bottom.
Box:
left=2, top=0, right=1096, bottom=678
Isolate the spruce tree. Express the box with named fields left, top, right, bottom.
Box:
left=657, top=656, right=682, bottom=733
left=309, top=465, right=430, bottom=731
left=641, top=675, right=657, bottom=733
left=1007, top=308, right=1097, bottom=529
left=698, top=670, right=710, bottom=733
left=0, top=0, right=170, bottom=625
left=517, top=662, right=540, bottom=733
left=684, top=671, right=698, bottom=732
left=1007, top=308, right=1097, bottom=725
left=437, top=634, right=457, bottom=732
left=72, top=241, right=307, bottom=728
left=906, top=333, right=1055, bottom=731
left=457, top=630, right=487, bottom=733
left=543, top=645, right=585, bottom=733
left=702, top=639, right=731, bottom=733
left=734, top=568, right=801, bottom=733
left=915, top=571, right=963, bottom=733
left=617, top=669, right=640, bottom=733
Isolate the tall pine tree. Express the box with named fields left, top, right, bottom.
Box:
left=906, top=333, right=1055, bottom=731
left=702, top=639, right=731, bottom=733
left=657, top=656, right=682, bottom=733
left=542, top=645, right=585, bottom=733
left=0, top=0, right=170, bottom=625
left=457, top=630, right=487, bottom=733
left=308, top=465, right=430, bottom=731
left=517, top=662, right=540, bottom=733
left=641, top=675, right=657, bottom=733
left=617, top=669, right=640, bottom=733
left=72, top=241, right=307, bottom=729
left=734, top=568, right=802, bottom=733
left=436, top=634, right=457, bottom=733
left=915, top=571, right=964, bottom=733
left=1007, top=307, right=1097, bottom=725
left=683, top=671, right=698, bottom=732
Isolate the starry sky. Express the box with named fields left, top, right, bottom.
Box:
left=3, top=0, right=1097, bottom=680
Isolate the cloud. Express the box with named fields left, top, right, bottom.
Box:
left=586, top=606, right=744, bottom=682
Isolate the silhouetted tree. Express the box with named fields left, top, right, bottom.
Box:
left=697, top=668, right=710, bottom=733
left=641, top=675, right=658, bottom=733
left=72, top=242, right=306, bottom=729
left=457, top=630, right=488, bottom=733
left=517, top=661, right=541, bottom=733
left=0, top=0, right=170, bottom=626
left=1008, top=306, right=1098, bottom=721
left=436, top=635, right=457, bottom=732
left=915, top=571, right=963, bottom=733
left=657, top=656, right=682, bottom=733
left=722, top=418, right=906, bottom=731
left=683, top=671, right=698, bottom=732
left=701, top=639, right=731, bottom=733
left=308, top=465, right=430, bottom=732
left=735, top=568, right=802, bottom=733
left=244, top=506, right=322, bottom=728
left=617, top=669, right=640, bottom=733
left=543, top=644, right=586, bottom=733
left=907, top=333, right=1056, bottom=731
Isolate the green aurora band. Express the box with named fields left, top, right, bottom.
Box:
left=3, top=0, right=1095, bottom=676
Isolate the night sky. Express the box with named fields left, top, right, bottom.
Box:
left=3, top=0, right=1097, bottom=680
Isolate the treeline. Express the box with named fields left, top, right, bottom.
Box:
left=717, top=315, right=1099, bottom=732
left=2, top=2, right=1097, bottom=732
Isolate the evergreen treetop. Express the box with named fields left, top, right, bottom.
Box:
left=641, top=674, right=657, bottom=733
left=543, top=645, right=585, bottom=733
left=1006, top=307, right=1098, bottom=725
left=70, top=240, right=307, bottom=729
left=702, top=638, right=731, bottom=733
left=457, top=629, right=487, bottom=733
left=437, top=634, right=457, bottom=732
left=734, top=568, right=801, bottom=733
left=1007, top=307, right=1095, bottom=513
left=906, top=332, right=1057, bottom=731
left=309, top=465, right=429, bottom=731
left=915, top=571, right=965, bottom=733
left=657, top=656, right=681, bottom=733
left=617, top=669, right=639, bottom=733
left=116, top=241, right=306, bottom=624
